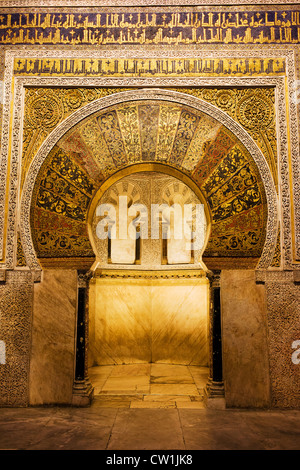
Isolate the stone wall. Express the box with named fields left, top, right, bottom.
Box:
left=29, top=269, right=77, bottom=405
left=221, top=270, right=271, bottom=408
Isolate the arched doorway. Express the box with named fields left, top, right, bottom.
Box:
left=22, top=89, right=276, bottom=407
left=86, top=167, right=211, bottom=407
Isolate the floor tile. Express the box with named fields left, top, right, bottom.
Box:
left=0, top=407, right=300, bottom=450
left=90, top=363, right=206, bottom=407
left=143, top=395, right=191, bottom=402
left=176, top=401, right=206, bottom=409
left=130, top=401, right=176, bottom=408
left=106, top=409, right=185, bottom=450
left=109, top=364, right=151, bottom=377
left=150, top=375, right=194, bottom=384
left=150, top=383, right=200, bottom=396
left=150, top=364, right=193, bottom=377
left=101, top=376, right=150, bottom=394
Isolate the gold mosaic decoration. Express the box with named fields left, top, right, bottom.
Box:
left=31, top=146, right=96, bottom=259
left=30, top=99, right=268, bottom=263
left=22, top=86, right=277, bottom=190
left=21, top=87, right=130, bottom=188
left=177, top=87, right=278, bottom=187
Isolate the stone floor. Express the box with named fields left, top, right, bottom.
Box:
left=0, top=405, right=299, bottom=450
left=0, top=364, right=299, bottom=450
left=89, top=363, right=208, bottom=408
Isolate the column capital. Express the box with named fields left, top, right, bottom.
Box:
left=207, top=269, right=221, bottom=288
left=77, top=269, right=92, bottom=288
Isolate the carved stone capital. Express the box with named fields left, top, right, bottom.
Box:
left=207, top=269, right=221, bottom=288
left=77, top=270, right=92, bottom=288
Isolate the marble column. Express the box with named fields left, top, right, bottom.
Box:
left=204, top=270, right=225, bottom=408
left=72, top=270, right=94, bottom=406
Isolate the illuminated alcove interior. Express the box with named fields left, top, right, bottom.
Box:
left=89, top=171, right=209, bottom=270
left=87, top=171, right=210, bottom=400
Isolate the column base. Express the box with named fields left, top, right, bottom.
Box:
left=72, top=379, right=94, bottom=407
left=204, top=378, right=226, bottom=409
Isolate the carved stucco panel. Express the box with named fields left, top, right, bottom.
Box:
left=266, top=280, right=300, bottom=408
left=0, top=270, right=33, bottom=407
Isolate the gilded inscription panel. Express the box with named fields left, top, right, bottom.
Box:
left=0, top=10, right=299, bottom=46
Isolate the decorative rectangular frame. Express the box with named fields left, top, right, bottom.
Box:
left=0, top=46, right=299, bottom=272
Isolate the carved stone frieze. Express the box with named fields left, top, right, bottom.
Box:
left=255, top=269, right=294, bottom=284
left=266, top=281, right=300, bottom=408
left=0, top=1, right=295, bottom=6
left=93, top=269, right=208, bottom=279
left=0, top=270, right=33, bottom=407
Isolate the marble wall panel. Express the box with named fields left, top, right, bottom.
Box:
left=221, top=270, right=270, bottom=408
left=151, top=278, right=209, bottom=365
left=89, top=278, right=152, bottom=365
left=89, top=276, right=209, bottom=367
left=29, top=269, right=77, bottom=405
